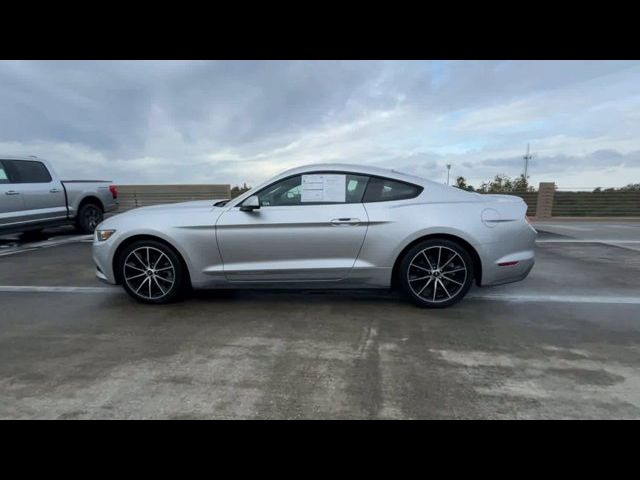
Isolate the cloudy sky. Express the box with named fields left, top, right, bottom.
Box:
left=1, top=60, right=639, bottom=189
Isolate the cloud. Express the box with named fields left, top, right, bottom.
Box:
left=0, top=60, right=639, bottom=188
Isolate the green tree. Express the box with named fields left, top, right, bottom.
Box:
left=594, top=184, right=640, bottom=192
left=512, top=174, right=532, bottom=192
left=478, top=174, right=534, bottom=193
left=455, top=176, right=475, bottom=191
left=230, top=182, right=251, bottom=198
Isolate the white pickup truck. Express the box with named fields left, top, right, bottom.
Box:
left=0, top=155, right=118, bottom=236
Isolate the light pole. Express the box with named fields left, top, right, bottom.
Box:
left=523, top=144, right=532, bottom=180
left=446, top=164, right=451, bottom=185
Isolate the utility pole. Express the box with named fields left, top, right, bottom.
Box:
left=446, top=164, right=451, bottom=185
left=523, top=144, right=532, bottom=180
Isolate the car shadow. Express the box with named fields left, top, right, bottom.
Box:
left=0, top=225, right=80, bottom=249
left=0, top=212, right=119, bottom=249
left=189, top=287, right=408, bottom=306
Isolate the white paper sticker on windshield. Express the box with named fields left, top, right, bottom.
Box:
left=301, top=174, right=346, bottom=202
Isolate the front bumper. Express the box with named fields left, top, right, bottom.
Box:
left=92, top=237, right=117, bottom=285
left=95, top=267, right=114, bottom=284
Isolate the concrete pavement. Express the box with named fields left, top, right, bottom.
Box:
left=1, top=220, right=639, bottom=419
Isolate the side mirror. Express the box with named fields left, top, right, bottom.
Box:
left=239, top=195, right=260, bottom=212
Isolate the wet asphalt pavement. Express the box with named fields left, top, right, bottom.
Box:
left=1, top=220, right=639, bottom=419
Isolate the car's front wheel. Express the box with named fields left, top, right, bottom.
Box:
left=399, top=239, right=474, bottom=308
left=116, top=239, right=188, bottom=304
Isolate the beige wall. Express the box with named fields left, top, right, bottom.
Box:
left=117, top=184, right=231, bottom=211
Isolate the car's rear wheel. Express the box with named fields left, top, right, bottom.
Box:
left=76, top=202, right=103, bottom=234
left=399, top=239, right=474, bottom=308
left=117, top=239, right=188, bottom=304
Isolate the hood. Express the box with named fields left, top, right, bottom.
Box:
left=129, top=199, right=222, bottom=212
left=99, top=200, right=223, bottom=229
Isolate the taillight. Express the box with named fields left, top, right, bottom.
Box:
left=109, top=185, right=118, bottom=199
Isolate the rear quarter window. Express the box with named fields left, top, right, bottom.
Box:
left=362, top=177, right=423, bottom=202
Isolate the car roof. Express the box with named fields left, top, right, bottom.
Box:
left=275, top=163, right=434, bottom=187
left=0, top=154, right=43, bottom=161
left=226, top=162, right=475, bottom=207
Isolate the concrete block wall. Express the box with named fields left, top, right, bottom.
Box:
left=535, top=183, right=556, bottom=218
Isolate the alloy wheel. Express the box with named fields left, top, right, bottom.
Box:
left=406, top=246, right=468, bottom=303
left=123, top=246, right=176, bottom=300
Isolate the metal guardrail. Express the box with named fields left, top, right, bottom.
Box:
left=117, top=184, right=231, bottom=211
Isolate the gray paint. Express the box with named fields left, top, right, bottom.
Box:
left=93, top=163, right=537, bottom=302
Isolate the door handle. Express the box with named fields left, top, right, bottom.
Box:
left=5, top=190, right=20, bottom=195
left=330, top=218, right=361, bottom=226
left=50, top=188, right=61, bottom=193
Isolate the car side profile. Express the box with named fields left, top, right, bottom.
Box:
left=93, top=164, right=537, bottom=308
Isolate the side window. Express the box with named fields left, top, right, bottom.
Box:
left=0, top=162, right=10, bottom=184
left=362, top=177, right=423, bottom=203
left=345, top=175, right=369, bottom=203
left=258, top=175, right=304, bottom=206
left=6, top=160, right=52, bottom=183
left=252, top=173, right=370, bottom=207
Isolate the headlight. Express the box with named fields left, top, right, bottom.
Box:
left=95, top=229, right=116, bottom=242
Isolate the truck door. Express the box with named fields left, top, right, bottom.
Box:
left=0, top=160, right=26, bottom=229
left=3, top=160, right=67, bottom=225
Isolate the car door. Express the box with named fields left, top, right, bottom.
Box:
left=215, top=172, right=370, bottom=282
left=0, top=160, right=26, bottom=229
left=4, top=160, right=67, bottom=225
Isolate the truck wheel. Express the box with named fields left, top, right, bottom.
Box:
left=76, top=203, right=103, bottom=234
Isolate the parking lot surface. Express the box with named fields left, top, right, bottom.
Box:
left=1, top=221, right=640, bottom=419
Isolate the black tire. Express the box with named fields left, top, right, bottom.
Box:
left=116, top=239, right=189, bottom=304
left=75, top=202, right=103, bottom=234
left=399, top=238, right=474, bottom=308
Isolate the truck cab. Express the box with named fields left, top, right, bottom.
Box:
left=0, top=155, right=118, bottom=235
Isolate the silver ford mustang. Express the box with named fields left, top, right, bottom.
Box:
left=93, top=164, right=536, bottom=307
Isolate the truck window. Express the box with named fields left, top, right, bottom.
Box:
left=5, top=160, right=53, bottom=183
left=0, top=162, right=10, bottom=184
